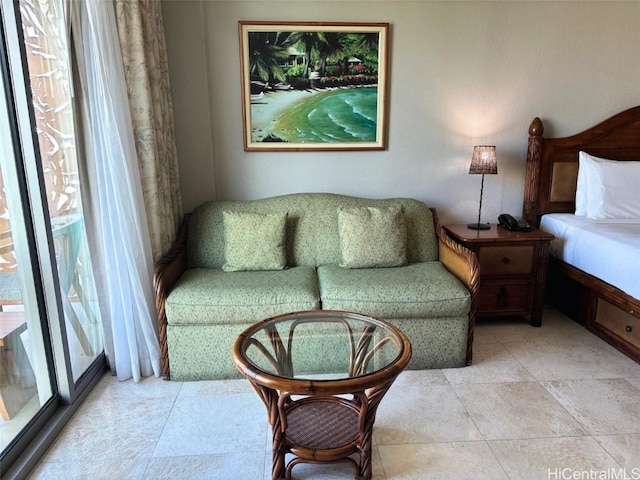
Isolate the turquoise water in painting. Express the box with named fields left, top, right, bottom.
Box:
left=271, top=88, right=378, bottom=143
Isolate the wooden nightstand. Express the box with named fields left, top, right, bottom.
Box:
left=442, top=224, right=554, bottom=327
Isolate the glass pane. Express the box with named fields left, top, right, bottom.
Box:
left=18, top=0, right=103, bottom=381
left=0, top=49, right=53, bottom=455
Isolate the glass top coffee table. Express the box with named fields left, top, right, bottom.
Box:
left=232, top=310, right=412, bottom=480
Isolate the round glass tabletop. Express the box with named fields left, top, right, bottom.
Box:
left=233, top=310, right=411, bottom=390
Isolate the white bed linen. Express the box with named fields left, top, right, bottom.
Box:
left=539, top=214, right=640, bottom=300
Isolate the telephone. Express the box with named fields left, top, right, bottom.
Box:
left=498, top=214, right=533, bottom=232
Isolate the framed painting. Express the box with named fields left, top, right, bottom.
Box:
left=238, top=21, right=390, bottom=151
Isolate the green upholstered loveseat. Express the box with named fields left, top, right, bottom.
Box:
left=154, top=193, right=479, bottom=381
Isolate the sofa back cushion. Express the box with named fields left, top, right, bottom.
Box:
left=187, top=193, right=438, bottom=269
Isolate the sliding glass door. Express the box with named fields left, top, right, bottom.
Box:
left=0, top=0, right=106, bottom=475
left=0, top=39, right=54, bottom=456
left=19, top=0, right=104, bottom=381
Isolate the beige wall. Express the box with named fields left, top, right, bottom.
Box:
left=162, top=0, right=640, bottom=223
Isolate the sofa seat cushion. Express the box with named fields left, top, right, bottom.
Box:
left=166, top=266, right=320, bottom=326
left=317, top=262, right=470, bottom=319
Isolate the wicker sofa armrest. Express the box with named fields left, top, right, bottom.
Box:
left=154, top=214, right=190, bottom=379
left=436, top=223, right=480, bottom=365
left=437, top=227, right=479, bottom=291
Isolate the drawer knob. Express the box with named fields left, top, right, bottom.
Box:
left=626, top=325, right=633, bottom=333
left=502, top=257, right=510, bottom=264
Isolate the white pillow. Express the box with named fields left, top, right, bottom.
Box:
left=575, top=152, right=612, bottom=216
left=584, top=156, right=640, bottom=219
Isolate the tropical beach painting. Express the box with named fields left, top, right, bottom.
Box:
left=239, top=22, right=389, bottom=151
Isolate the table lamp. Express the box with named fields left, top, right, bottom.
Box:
left=467, top=145, right=497, bottom=230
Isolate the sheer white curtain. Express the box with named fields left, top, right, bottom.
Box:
left=70, top=0, right=160, bottom=381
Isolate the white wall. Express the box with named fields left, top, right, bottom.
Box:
left=162, top=0, right=215, bottom=212
left=162, top=0, right=640, bottom=224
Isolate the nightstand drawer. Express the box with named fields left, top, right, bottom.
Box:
left=478, top=281, right=533, bottom=313
left=594, top=298, right=640, bottom=348
left=479, top=246, right=534, bottom=276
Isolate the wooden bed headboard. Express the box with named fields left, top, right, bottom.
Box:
left=523, top=106, right=640, bottom=227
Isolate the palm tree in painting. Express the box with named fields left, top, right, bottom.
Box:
left=354, top=33, right=380, bottom=72
left=335, top=33, right=380, bottom=75
left=353, top=32, right=379, bottom=53
left=317, top=32, right=347, bottom=76
left=247, top=31, right=290, bottom=82
left=288, top=31, right=327, bottom=78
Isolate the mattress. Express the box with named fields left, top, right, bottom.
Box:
left=539, top=214, right=640, bottom=300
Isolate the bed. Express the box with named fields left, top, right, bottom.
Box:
left=523, top=106, right=640, bottom=363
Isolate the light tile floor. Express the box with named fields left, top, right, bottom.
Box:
left=28, top=307, right=640, bottom=480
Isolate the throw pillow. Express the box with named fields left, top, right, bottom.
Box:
left=222, top=211, right=287, bottom=271
left=337, top=206, right=407, bottom=268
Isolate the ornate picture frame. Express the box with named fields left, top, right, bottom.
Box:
left=239, top=21, right=390, bottom=151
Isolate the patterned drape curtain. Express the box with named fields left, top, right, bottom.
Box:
left=114, top=0, right=182, bottom=261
